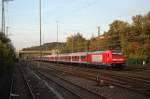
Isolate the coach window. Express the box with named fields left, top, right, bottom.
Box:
left=75, top=56, right=77, bottom=60
left=74, top=56, right=76, bottom=60
left=81, top=56, right=86, bottom=60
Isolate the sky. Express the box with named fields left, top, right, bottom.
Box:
left=1, top=0, right=150, bottom=50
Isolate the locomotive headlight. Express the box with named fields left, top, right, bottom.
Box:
left=119, top=59, right=124, bottom=61
left=112, top=59, right=117, bottom=61
left=113, top=59, right=115, bottom=61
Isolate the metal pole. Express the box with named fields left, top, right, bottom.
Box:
left=1, top=0, right=13, bottom=33
left=37, top=0, right=42, bottom=69
left=56, top=21, right=58, bottom=62
left=6, top=26, right=8, bottom=36
left=72, top=35, right=74, bottom=53
left=56, top=21, right=58, bottom=49
left=39, top=0, right=42, bottom=59
left=1, top=0, right=2, bottom=32
left=5, top=0, right=9, bottom=36
left=3, top=3, right=5, bottom=34
left=98, top=26, right=100, bottom=36
left=1, top=0, right=4, bottom=33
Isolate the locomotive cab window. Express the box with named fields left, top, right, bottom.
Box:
left=112, top=53, right=122, bottom=56
left=112, top=50, right=122, bottom=56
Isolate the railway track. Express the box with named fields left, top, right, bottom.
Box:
left=124, top=65, right=150, bottom=71
left=70, top=65, right=150, bottom=87
left=37, top=61, right=150, bottom=95
left=9, top=65, right=36, bottom=99
left=19, top=66, right=36, bottom=99
left=9, top=77, right=14, bottom=99
left=35, top=69, right=107, bottom=99
left=60, top=63, right=150, bottom=81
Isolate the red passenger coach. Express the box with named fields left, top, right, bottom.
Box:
left=40, top=50, right=126, bottom=68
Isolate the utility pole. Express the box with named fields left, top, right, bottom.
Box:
left=98, top=26, right=100, bottom=36
left=72, top=34, right=74, bottom=53
left=56, top=21, right=58, bottom=50
left=56, top=21, right=59, bottom=62
left=37, top=0, right=42, bottom=69
left=1, top=0, right=5, bottom=33
left=97, top=26, right=100, bottom=51
left=6, top=26, right=9, bottom=36
left=1, top=0, right=13, bottom=34
left=39, top=0, right=42, bottom=59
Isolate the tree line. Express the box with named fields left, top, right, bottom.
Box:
left=61, top=12, right=150, bottom=64
left=23, top=11, right=150, bottom=64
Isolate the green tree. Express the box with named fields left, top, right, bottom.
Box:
left=105, top=20, right=129, bottom=51
left=65, top=33, right=87, bottom=53
left=127, top=13, right=150, bottom=63
left=142, top=12, right=150, bottom=63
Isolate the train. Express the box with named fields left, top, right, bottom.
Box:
left=37, top=50, right=126, bottom=69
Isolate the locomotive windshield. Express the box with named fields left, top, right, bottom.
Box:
left=112, top=53, right=122, bottom=56
left=112, top=50, right=123, bottom=56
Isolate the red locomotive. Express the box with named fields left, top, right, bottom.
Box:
left=39, top=50, right=126, bottom=68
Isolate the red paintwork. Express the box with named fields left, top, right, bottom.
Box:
left=39, top=50, right=125, bottom=67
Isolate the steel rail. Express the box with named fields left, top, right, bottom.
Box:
left=19, top=66, right=36, bottom=99
left=38, top=69, right=107, bottom=99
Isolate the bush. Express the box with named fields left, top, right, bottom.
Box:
left=126, top=58, right=143, bottom=65
left=0, top=32, right=16, bottom=75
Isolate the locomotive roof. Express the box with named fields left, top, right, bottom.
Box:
left=90, top=51, right=104, bottom=54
